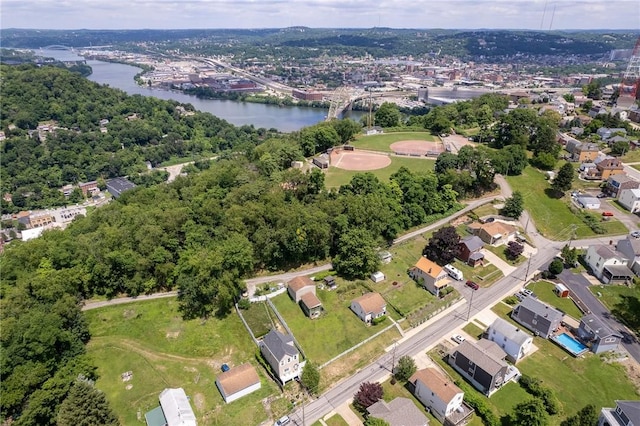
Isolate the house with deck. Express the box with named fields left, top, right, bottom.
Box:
left=585, top=245, right=635, bottom=283
left=410, top=368, right=473, bottom=426
left=598, top=400, right=640, bottom=426
left=511, top=297, right=563, bottom=339
left=576, top=314, right=623, bottom=354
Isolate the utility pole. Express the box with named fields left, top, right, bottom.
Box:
left=466, top=288, right=476, bottom=321
left=391, top=342, right=398, bottom=375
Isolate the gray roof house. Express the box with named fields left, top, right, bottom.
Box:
left=366, top=397, right=429, bottom=426
left=458, top=235, right=485, bottom=266
left=576, top=314, right=623, bottom=354
left=617, top=236, right=640, bottom=276
left=448, top=339, right=520, bottom=396
left=487, top=317, right=534, bottom=363
left=259, top=329, right=304, bottom=384
left=106, top=177, right=137, bottom=198
left=599, top=400, right=640, bottom=426
left=511, top=297, right=564, bottom=339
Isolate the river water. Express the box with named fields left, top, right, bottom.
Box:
left=37, top=48, right=363, bottom=132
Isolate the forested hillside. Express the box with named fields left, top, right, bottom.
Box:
left=0, top=64, right=274, bottom=211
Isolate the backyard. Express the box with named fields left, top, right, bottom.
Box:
left=352, top=131, right=437, bottom=152
left=84, top=298, right=281, bottom=426
left=506, top=166, right=628, bottom=239
left=324, top=155, right=435, bottom=188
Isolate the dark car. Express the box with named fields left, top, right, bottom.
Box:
left=466, top=280, right=479, bottom=290
left=221, top=363, right=230, bottom=372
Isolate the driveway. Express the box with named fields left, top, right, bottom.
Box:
left=482, top=248, right=517, bottom=276
left=559, top=269, right=640, bottom=363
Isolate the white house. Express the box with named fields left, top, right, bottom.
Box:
left=619, top=188, right=640, bottom=213
left=410, top=368, right=473, bottom=426
left=599, top=400, right=640, bottom=426
left=585, top=245, right=634, bottom=283
left=350, top=292, right=386, bottom=324
left=152, top=388, right=197, bottom=426
left=487, top=317, right=534, bottom=363
left=260, top=329, right=305, bottom=384
left=215, top=363, right=261, bottom=403
left=576, top=195, right=601, bottom=210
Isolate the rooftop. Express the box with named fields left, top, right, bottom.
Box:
left=300, top=292, right=322, bottom=309
left=352, top=292, right=386, bottom=313
left=450, top=339, right=508, bottom=375
left=460, top=235, right=484, bottom=252
left=414, top=256, right=444, bottom=278
left=488, top=317, right=532, bottom=346
left=158, top=388, right=197, bottom=426
left=580, top=314, right=621, bottom=338
left=287, top=276, right=315, bottom=293
left=366, top=397, right=428, bottom=426
left=410, top=367, right=462, bottom=403
left=216, top=363, right=260, bottom=397
left=262, top=329, right=298, bottom=361
left=517, top=296, right=564, bottom=322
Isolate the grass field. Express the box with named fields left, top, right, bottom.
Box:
left=352, top=132, right=437, bottom=152
left=241, top=301, right=277, bottom=338
left=323, top=414, right=350, bottom=426
left=622, top=150, right=640, bottom=163
left=590, top=283, right=640, bottom=334
left=271, top=285, right=393, bottom=365
left=324, top=156, right=435, bottom=188
left=85, top=298, right=279, bottom=425
left=462, top=322, right=486, bottom=339
left=528, top=280, right=584, bottom=319
left=506, top=167, right=628, bottom=240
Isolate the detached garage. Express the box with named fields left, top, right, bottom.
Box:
left=576, top=196, right=601, bottom=210
left=216, top=363, right=261, bottom=403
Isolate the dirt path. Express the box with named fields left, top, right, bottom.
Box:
left=90, top=336, right=215, bottom=365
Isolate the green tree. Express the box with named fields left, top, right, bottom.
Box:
left=57, top=378, right=118, bottom=426
left=611, top=140, right=630, bottom=156
left=561, top=244, right=578, bottom=267
left=502, top=191, right=524, bottom=219
left=549, top=259, right=564, bottom=276
left=393, top=355, right=417, bottom=382
left=300, top=362, right=320, bottom=395
left=374, top=102, right=402, bottom=128
left=552, top=162, right=575, bottom=193
left=561, top=404, right=598, bottom=426
left=510, top=399, right=549, bottom=426
left=330, top=118, right=362, bottom=144
left=531, top=152, right=557, bottom=171
left=423, top=226, right=460, bottom=265
left=332, top=228, right=380, bottom=279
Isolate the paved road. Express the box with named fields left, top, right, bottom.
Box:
left=559, top=269, right=640, bottom=362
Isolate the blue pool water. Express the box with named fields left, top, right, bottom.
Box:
left=553, top=333, right=588, bottom=356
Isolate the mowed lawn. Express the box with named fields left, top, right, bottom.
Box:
left=479, top=302, right=640, bottom=423
left=271, top=285, right=393, bottom=365
left=590, top=283, right=640, bottom=334
left=85, top=298, right=278, bottom=426
left=506, top=167, right=627, bottom=240
left=324, top=156, right=435, bottom=189
left=352, top=131, right=437, bottom=152
left=528, top=280, right=584, bottom=319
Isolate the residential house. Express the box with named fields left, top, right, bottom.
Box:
left=410, top=257, right=450, bottom=296
left=350, top=292, right=387, bottom=324
left=106, top=177, right=137, bottom=198
left=287, top=276, right=316, bottom=303
left=487, top=317, right=534, bottom=363
left=469, top=221, right=517, bottom=246
left=366, top=397, right=429, bottom=426
left=448, top=339, right=519, bottom=396
left=585, top=245, right=635, bottom=283
left=458, top=235, right=485, bottom=267
left=606, top=174, right=640, bottom=198
left=215, top=363, right=261, bottom=403
left=606, top=135, right=630, bottom=147
left=588, top=106, right=608, bottom=118
left=511, top=297, right=563, bottom=338
left=619, top=188, right=640, bottom=213
left=299, top=292, right=323, bottom=319
left=259, top=329, right=304, bottom=384
left=576, top=195, right=601, bottom=210
left=574, top=143, right=600, bottom=162
left=595, top=156, right=624, bottom=180
left=576, top=314, right=623, bottom=354
left=144, top=388, right=197, bottom=426
left=598, top=400, right=640, bottom=426
left=616, top=237, right=640, bottom=276
left=410, top=368, right=473, bottom=426
left=597, top=127, right=627, bottom=140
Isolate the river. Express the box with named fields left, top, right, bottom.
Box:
left=36, top=48, right=363, bottom=132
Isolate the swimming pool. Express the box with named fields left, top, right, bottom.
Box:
left=553, top=333, right=589, bottom=356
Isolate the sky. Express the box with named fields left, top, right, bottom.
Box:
left=1, top=0, right=639, bottom=30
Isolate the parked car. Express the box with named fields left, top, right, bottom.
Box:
left=451, top=334, right=465, bottom=344
left=522, top=288, right=535, bottom=297
left=597, top=193, right=607, bottom=198
left=631, top=231, right=640, bottom=238
left=221, top=363, right=230, bottom=372
left=602, top=211, right=614, bottom=217
left=465, top=280, right=479, bottom=290
left=275, top=415, right=290, bottom=426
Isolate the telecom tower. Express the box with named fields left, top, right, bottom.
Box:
left=617, top=37, right=640, bottom=109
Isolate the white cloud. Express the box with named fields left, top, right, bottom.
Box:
left=1, top=0, right=638, bottom=29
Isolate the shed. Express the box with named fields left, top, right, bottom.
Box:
left=323, top=276, right=337, bottom=289
left=378, top=250, right=393, bottom=264
left=370, top=271, right=385, bottom=283
left=554, top=283, right=569, bottom=298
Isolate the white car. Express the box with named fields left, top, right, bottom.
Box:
left=522, top=288, right=534, bottom=297
left=631, top=231, right=640, bottom=239
left=451, top=334, right=465, bottom=344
